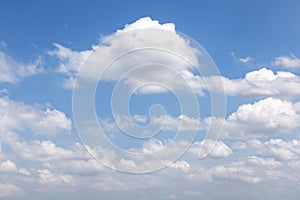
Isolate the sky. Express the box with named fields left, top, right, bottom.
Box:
left=1, top=0, right=300, bottom=199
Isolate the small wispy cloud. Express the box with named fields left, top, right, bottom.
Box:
left=231, top=51, right=253, bottom=64
left=272, top=54, right=300, bottom=69
left=0, top=51, right=43, bottom=83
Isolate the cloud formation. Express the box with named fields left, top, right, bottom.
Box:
left=0, top=96, right=72, bottom=136
left=207, top=68, right=300, bottom=99
left=222, top=97, right=300, bottom=139
left=273, top=54, right=300, bottom=69
left=0, top=51, right=43, bottom=83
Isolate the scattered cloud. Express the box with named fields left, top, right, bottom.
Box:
left=0, top=96, right=72, bottom=136
left=249, top=139, right=300, bottom=160
left=10, top=140, right=84, bottom=162
left=190, top=139, right=233, bottom=158
left=239, top=56, right=252, bottom=63
left=0, top=51, right=43, bottom=83
left=232, top=141, right=248, bottom=150
left=231, top=51, right=252, bottom=64
left=209, top=155, right=284, bottom=184
left=47, top=43, right=92, bottom=89
left=38, top=169, right=75, bottom=185
left=104, top=97, right=300, bottom=141
left=0, top=160, right=17, bottom=172
left=169, top=160, right=191, bottom=171
left=2, top=16, right=300, bottom=200
left=272, top=54, right=300, bottom=69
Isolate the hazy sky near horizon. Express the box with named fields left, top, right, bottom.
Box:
left=1, top=1, right=300, bottom=199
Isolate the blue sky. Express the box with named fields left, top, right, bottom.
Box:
left=1, top=0, right=300, bottom=199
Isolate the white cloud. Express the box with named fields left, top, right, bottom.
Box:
left=246, top=156, right=282, bottom=168
left=104, top=97, right=300, bottom=141
left=239, top=56, right=252, bottom=63
left=50, top=18, right=300, bottom=101
left=119, top=159, right=138, bottom=171
left=209, top=164, right=261, bottom=184
left=141, top=138, right=165, bottom=154
left=169, top=160, right=191, bottom=171
left=273, top=54, right=300, bottom=69
left=222, top=97, right=300, bottom=139
left=0, top=96, right=72, bottom=136
left=232, top=141, right=248, bottom=150
left=0, top=160, right=17, bottom=172
left=190, top=139, right=233, bottom=159
left=11, top=140, right=86, bottom=162
left=230, top=52, right=252, bottom=64
left=49, top=17, right=201, bottom=94
left=46, top=159, right=104, bottom=175
left=110, top=114, right=200, bottom=136
left=209, top=156, right=283, bottom=184
left=0, top=183, right=25, bottom=198
left=207, top=68, right=300, bottom=99
left=38, top=169, right=75, bottom=185
left=121, top=17, right=175, bottom=31
left=0, top=51, right=43, bottom=83
left=48, top=43, right=92, bottom=89
left=19, top=168, right=31, bottom=176
left=249, top=139, right=300, bottom=160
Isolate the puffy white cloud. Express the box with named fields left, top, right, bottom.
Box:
left=231, top=141, right=248, bottom=150
left=0, top=183, right=25, bottom=198
left=141, top=138, right=165, bottom=154
left=121, top=17, right=175, bottom=31
left=273, top=54, right=300, bottom=69
left=209, top=164, right=261, bottom=184
left=249, top=139, right=300, bottom=160
left=105, top=114, right=200, bottom=137
left=50, top=17, right=300, bottom=102
left=209, top=155, right=284, bottom=185
left=49, top=17, right=202, bottom=94
left=169, top=160, right=191, bottom=171
left=189, top=139, right=233, bottom=159
left=11, top=140, right=86, bottom=162
left=207, top=68, right=300, bottom=99
left=38, top=169, right=75, bottom=185
left=45, top=159, right=104, bottom=176
left=103, top=98, right=300, bottom=144
left=222, top=98, right=300, bottom=139
left=246, top=156, right=282, bottom=168
left=119, top=159, right=138, bottom=171
left=0, top=160, right=17, bottom=172
left=47, top=43, right=92, bottom=89
left=18, top=168, right=31, bottom=176
left=0, top=96, right=72, bottom=136
left=0, top=51, right=43, bottom=83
